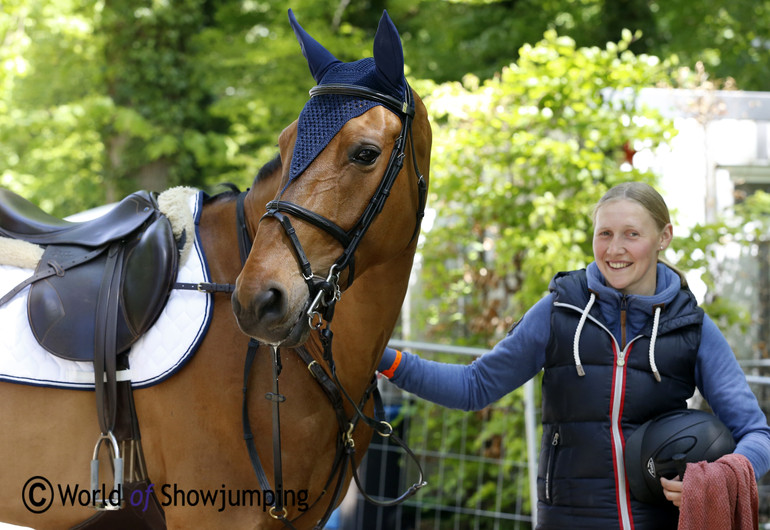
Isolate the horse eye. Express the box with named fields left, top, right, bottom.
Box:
left=352, top=147, right=381, bottom=165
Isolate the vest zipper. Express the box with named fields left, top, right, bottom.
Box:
left=545, top=431, right=560, bottom=503
left=612, top=341, right=633, bottom=529
left=614, top=296, right=633, bottom=528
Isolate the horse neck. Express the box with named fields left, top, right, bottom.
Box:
left=244, top=178, right=280, bottom=239
left=201, top=172, right=281, bottom=280
left=199, top=197, right=243, bottom=285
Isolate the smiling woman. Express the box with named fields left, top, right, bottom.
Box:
left=377, top=181, right=770, bottom=529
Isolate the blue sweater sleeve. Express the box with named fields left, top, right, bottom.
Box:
left=696, top=314, right=770, bottom=479
left=379, top=294, right=553, bottom=410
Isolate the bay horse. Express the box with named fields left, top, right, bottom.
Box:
left=0, top=9, right=430, bottom=530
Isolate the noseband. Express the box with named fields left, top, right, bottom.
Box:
left=261, top=83, right=427, bottom=325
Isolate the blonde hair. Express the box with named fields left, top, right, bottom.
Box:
left=593, top=182, right=688, bottom=288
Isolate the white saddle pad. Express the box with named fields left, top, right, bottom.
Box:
left=0, top=190, right=213, bottom=389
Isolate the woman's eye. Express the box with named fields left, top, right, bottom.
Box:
left=353, top=148, right=380, bottom=165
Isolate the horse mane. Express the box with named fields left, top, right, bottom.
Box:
left=253, top=152, right=282, bottom=188
left=202, top=183, right=240, bottom=204
left=203, top=152, right=282, bottom=205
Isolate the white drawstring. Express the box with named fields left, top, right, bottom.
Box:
left=573, top=292, right=596, bottom=377
left=649, top=305, right=662, bottom=382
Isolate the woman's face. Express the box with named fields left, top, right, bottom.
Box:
left=593, top=199, right=672, bottom=296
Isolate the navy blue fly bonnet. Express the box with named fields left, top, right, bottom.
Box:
left=287, top=9, right=410, bottom=183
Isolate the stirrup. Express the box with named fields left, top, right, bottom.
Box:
left=90, top=431, right=124, bottom=510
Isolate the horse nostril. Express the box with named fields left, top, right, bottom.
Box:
left=232, top=284, right=292, bottom=341
left=254, top=287, right=287, bottom=322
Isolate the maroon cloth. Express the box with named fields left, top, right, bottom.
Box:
left=679, top=453, right=758, bottom=530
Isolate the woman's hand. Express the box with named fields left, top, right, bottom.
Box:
left=660, top=476, right=683, bottom=507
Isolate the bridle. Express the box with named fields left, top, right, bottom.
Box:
left=239, top=82, right=428, bottom=528
left=261, top=82, right=427, bottom=327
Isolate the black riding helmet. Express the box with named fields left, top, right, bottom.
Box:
left=624, top=408, right=736, bottom=503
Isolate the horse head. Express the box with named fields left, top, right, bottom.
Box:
left=232, top=9, right=431, bottom=347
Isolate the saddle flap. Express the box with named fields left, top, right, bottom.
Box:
left=28, top=245, right=105, bottom=359
left=123, top=216, right=178, bottom=334
left=27, top=214, right=178, bottom=362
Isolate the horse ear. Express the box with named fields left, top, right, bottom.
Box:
left=288, top=9, right=341, bottom=84
left=373, top=10, right=406, bottom=95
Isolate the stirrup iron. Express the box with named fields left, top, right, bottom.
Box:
left=90, top=431, right=124, bottom=510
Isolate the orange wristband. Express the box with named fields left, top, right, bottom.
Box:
left=380, top=349, right=402, bottom=379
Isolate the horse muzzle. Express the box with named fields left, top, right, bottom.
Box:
left=231, top=281, right=312, bottom=348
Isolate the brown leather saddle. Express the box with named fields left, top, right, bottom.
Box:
left=0, top=188, right=178, bottom=365
left=0, top=188, right=176, bottom=527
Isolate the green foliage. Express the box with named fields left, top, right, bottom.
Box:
left=416, top=29, right=676, bottom=344
left=0, top=0, right=375, bottom=215
left=0, top=0, right=107, bottom=213
left=735, top=190, right=770, bottom=240
left=673, top=190, right=770, bottom=334
left=391, top=0, right=770, bottom=91
left=2, top=0, right=766, bottom=217
left=654, top=0, right=770, bottom=91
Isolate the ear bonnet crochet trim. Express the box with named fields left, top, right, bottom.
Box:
left=287, top=9, right=408, bottom=183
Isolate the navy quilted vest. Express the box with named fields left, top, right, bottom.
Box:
left=537, top=269, right=703, bottom=529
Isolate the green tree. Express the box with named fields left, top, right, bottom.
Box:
left=654, top=0, right=770, bottom=90
left=0, top=0, right=107, bottom=213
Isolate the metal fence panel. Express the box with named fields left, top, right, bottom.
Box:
left=332, top=343, right=536, bottom=529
